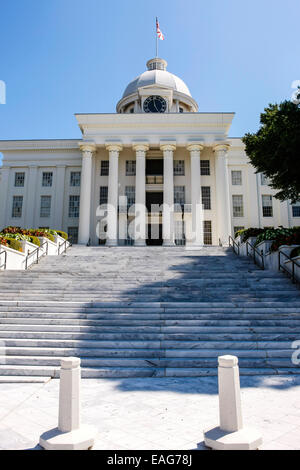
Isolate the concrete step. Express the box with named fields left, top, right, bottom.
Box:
left=0, top=323, right=299, bottom=334
left=1, top=346, right=295, bottom=358
left=0, top=338, right=295, bottom=349
left=0, top=364, right=299, bottom=378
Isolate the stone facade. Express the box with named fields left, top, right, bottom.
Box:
left=0, top=57, right=297, bottom=245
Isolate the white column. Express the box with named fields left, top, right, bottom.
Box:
left=161, top=144, right=176, bottom=246
left=133, top=144, right=148, bottom=246
left=187, top=144, right=204, bottom=246
left=54, top=165, right=66, bottom=230
left=0, top=167, right=10, bottom=229
left=106, top=144, right=122, bottom=246
left=25, top=165, right=38, bottom=228
left=214, top=144, right=231, bottom=245
left=78, top=144, right=96, bottom=245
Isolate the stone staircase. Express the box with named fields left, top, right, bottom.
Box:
left=0, top=245, right=300, bottom=379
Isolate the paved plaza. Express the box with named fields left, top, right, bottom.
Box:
left=0, top=375, right=299, bottom=450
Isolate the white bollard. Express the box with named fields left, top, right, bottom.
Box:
left=204, top=355, right=262, bottom=450
left=39, top=358, right=97, bottom=450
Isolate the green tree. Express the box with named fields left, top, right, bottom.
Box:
left=242, top=100, right=300, bottom=203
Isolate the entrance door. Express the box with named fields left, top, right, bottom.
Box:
left=146, top=191, right=163, bottom=246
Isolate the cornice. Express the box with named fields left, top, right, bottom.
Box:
left=0, top=139, right=82, bottom=151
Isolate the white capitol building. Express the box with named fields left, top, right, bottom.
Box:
left=0, top=57, right=298, bottom=246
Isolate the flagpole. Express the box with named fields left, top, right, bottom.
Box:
left=156, top=18, right=158, bottom=57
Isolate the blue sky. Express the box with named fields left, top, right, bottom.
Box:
left=0, top=0, right=299, bottom=147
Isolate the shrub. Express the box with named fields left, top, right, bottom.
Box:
left=0, top=237, right=9, bottom=247
left=254, top=227, right=300, bottom=252
left=235, top=228, right=265, bottom=243
left=290, top=247, right=300, bottom=258
left=3, top=238, right=23, bottom=252
left=29, top=236, right=40, bottom=247
left=2, top=226, right=27, bottom=235
left=55, top=230, right=68, bottom=240
left=27, top=229, right=55, bottom=242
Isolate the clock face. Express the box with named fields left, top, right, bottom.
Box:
left=143, top=95, right=167, bottom=113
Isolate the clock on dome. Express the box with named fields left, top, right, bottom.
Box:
left=143, top=95, right=167, bottom=113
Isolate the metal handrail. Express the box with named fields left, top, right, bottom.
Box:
left=246, top=240, right=264, bottom=270
left=25, top=246, right=40, bottom=270
left=24, top=240, right=49, bottom=270
left=228, top=235, right=239, bottom=255
left=279, top=250, right=300, bottom=284
left=58, top=236, right=72, bottom=255
left=0, top=250, right=7, bottom=270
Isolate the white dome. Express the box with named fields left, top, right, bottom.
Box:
left=122, top=59, right=192, bottom=99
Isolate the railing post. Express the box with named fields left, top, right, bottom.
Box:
left=39, top=358, right=97, bottom=450
left=204, top=355, right=263, bottom=450
left=292, top=261, right=295, bottom=283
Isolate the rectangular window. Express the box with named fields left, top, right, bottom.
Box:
left=231, top=170, right=242, bottom=186
left=261, top=174, right=270, bottom=186
left=200, top=160, right=210, bottom=176
left=42, top=172, right=53, bottom=187
left=174, top=186, right=185, bottom=206
left=68, top=227, right=78, bottom=244
left=99, top=186, right=108, bottom=205
left=203, top=221, right=212, bottom=245
left=125, top=186, right=135, bottom=207
left=232, top=195, right=244, bottom=217
left=70, top=171, right=81, bottom=187
left=100, top=161, right=109, bottom=176
left=12, top=196, right=23, bottom=218
left=69, top=195, right=80, bottom=218
left=14, top=172, right=25, bottom=187
left=40, top=196, right=51, bottom=218
left=174, top=220, right=185, bottom=246
left=126, top=160, right=136, bottom=176
left=262, top=195, right=273, bottom=217
left=174, top=160, right=185, bottom=175
left=201, top=186, right=211, bottom=210
left=292, top=206, right=300, bottom=217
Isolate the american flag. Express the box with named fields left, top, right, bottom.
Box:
left=156, top=18, right=165, bottom=41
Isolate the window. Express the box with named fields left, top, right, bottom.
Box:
left=125, top=186, right=135, bottom=207
left=70, top=171, right=81, bottom=187
left=232, top=195, right=244, bottom=217
left=68, top=227, right=78, bottom=244
left=262, top=195, right=273, bottom=217
left=40, top=196, right=51, bottom=218
left=201, top=186, right=211, bottom=210
left=69, top=195, right=80, bottom=218
left=99, top=186, right=108, bottom=205
left=234, top=226, right=244, bottom=236
left=12, top=196, right=23, bottom=218
left=100, top=161, right=109, bottom=176
left=261, top=174, right=270, bottom=186
left=174, top=160, right=185, bottom=176
left=126, top=161, right=136, bottom=176
left=174, top=186, right=185, bottom=206
left=14, top=172, right=25, bottom=187
left=231, top=170, right=242, bottom=186
left=179, top=107, right=184, bottom=113
left=42, top=172, right=53, bottom=187
left=174, top=220, right=185, bottom=246
left=201, top=160, right=210, bottom=176
left=203, top=221, right=212, bottom=245
left=292, top=205, right=300, bottom=217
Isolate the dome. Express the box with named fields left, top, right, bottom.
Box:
left=122, top=58, right=192, bottom=99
